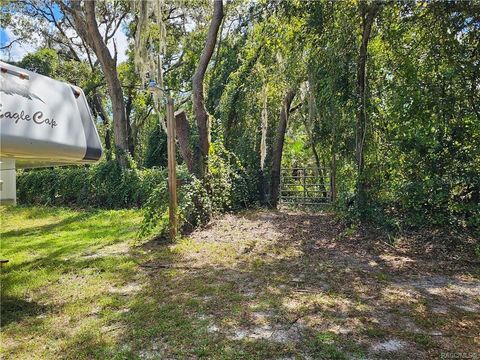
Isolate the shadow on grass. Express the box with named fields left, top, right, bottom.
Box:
left=0, top=210, right=98, bottom=239
left=109, top=210, right=479, bottom=359
left=0, top=296, right=50, bottom=328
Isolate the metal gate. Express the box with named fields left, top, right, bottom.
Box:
left=280, top=167, right=331, bottom=206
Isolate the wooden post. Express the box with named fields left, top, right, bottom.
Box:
left=166, top=98, right=178, bottom=239
left=303, top=168, right=306, bottom=206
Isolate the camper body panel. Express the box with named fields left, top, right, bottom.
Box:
left=0, top=61, right=102, bottom=167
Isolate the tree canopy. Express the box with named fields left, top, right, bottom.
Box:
left=2, top=0, right=479, bottom=231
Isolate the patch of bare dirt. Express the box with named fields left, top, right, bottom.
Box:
left=144, top=209, right=480, bottom=358
left=82, top=242, right=131, bottom=259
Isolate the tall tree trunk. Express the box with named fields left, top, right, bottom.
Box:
left=175, top=110, right=195, bottom=174
left=270, top=89, right=296, bottom=208
left=355, top=3, right=378, bottom=211
left=192, top=0, right=224, bottom=177
left=305, top=77, right=328, bottom=199
left=67, top=0, right=129, bottom=166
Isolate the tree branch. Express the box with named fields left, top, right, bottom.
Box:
left=0, top=37, right=27, bottom=50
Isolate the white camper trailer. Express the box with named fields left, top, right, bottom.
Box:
left=0, top=61, right=103, bottom=204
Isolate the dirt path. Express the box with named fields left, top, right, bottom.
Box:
left=138, top=209, right=479, bottom=359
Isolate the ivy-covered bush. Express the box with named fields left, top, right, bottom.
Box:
left=143, top=122, right=168, bottom=169
left=17, top=160, right=166, bottom=209
left=17, top=141, right=260, bottom=237
left=140, top=141, right=259, bottom=237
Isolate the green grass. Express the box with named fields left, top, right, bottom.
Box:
left=3, top=206, right=471, bottom=359
left=305, top=331, right=365, bottom=360
left=375, top=271, right=393, bottom=283
left=1, top=206, right=145, bottom=360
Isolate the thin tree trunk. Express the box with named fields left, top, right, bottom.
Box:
left=270, top=89, right=296, bottom=208
left=355, top=3, right=378, bottom=211
left=302, top=113, right=328, bottom=199
left=192, top=0, right=224, bottom=177
left=67, top=0, right=129, bottom=166
left=92, top=91, right=112, bottom=155
left=259, top=84, right=268, bottom=205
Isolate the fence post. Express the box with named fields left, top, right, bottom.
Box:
left=303, top=168, right=306, bottom=206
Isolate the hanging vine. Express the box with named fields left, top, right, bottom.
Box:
left=133, top=0, right=168, bottom=120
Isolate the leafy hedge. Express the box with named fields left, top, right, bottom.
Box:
left=17, top=160, right=166, bottom=209
left=17, top=142, right=260, bottom=238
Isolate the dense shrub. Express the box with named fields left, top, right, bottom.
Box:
left=140, top=141, right=259, bottom=237
left=17, top=142, right=260, bottom=238
left=17, top=160, right=166, bottom=209
left=143, top=123, right=168, bottom=168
